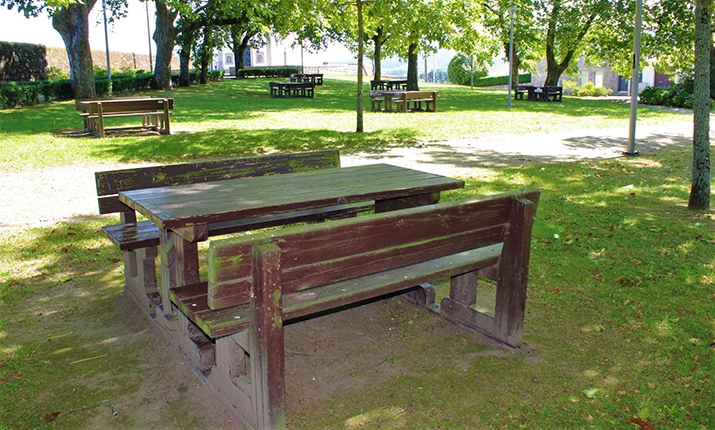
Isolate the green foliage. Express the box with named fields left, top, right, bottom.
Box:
left=639, top=80, right=706, bottom=109
left=45, top=66, right=69, bottom=81
left=236, top=67, right=300, bottom=79
left=447, top=54, right=487, bottom=85
left=0, top=41, right=47, bottom=83
left=571, top=81, right=614, bottom=97
left=472, top=73, right=531, bottom=87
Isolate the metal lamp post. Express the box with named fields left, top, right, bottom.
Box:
left=507, top=5, right=518, bottom=108
left=625, top=0, right=643, bottom=156
left=102, top=0, right=112, bottom=92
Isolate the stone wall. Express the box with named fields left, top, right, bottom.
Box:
left=47, top=46, right=179, bottom=73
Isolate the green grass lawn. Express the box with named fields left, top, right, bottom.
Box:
left=0, top=78, right=712, bottom=429
left=0, top=77, right=689, bottom=170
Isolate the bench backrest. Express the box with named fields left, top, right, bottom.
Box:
left=400, top=91, right=437, bottom=101
left=95, top=150, right=341, bottom=218
left=89, top=98, right=172, bottom=114
left=207, top=190, right=540, bottom=310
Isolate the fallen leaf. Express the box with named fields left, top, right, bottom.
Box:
left=629, top=417, right=655, bottom=430
left=44, top=411, right=60, bottom=422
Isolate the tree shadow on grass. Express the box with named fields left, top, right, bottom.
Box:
left=93, top=127, right=422, bottom=164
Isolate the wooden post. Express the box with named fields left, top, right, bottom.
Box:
left=494, top=197, right=536, bottom=346
left=250, top=242, right=286, bottom=429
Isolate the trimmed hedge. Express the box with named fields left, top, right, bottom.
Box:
left=474, top=73, right=531, bottom=87
left=236, top=67, right=300, bottom=79
left=1, top=69, right=224, bottom=108
left=0, top=42, right=47, bottom=83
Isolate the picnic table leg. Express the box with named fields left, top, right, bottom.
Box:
left=157, top=230, right=200, bottom=330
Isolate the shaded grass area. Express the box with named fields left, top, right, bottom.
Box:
left=0, top=78, right=688, bottom=170
left=1, top=145, right=712, bottom=429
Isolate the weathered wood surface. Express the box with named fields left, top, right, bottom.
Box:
left=166, top=190, right=539, bottom=429
left=168, top=190, right=539, bottom=339
left=394, top=91, right=438, bottom=112
left=207, top=193, right=519, bottom=310
left=96, top=150, right=341, bottom=214
left=119, top=164, right=465, bottom=230
left=96, top=150, right=346, bottom=317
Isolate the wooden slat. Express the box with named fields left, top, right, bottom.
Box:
left=171, top=244, right=502, bottom=339
left=100, top=201, right=373, bottom=251
left=119, top=164, right=464, bottom=229
left=207, top=191, right=538, bottom=310
left=96, top=150, right=340, bottom=197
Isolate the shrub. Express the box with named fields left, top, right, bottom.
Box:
left=447, top=54, right=487, bottom=86
left=472, top=73, right=531, bottom=87
left=572, top=81, right=613, bottom=97
left=640, top=81, right=699, bottom=109
left=562, top=80, right=578, bottom=95
left=45, top=66, right=69, bottom=81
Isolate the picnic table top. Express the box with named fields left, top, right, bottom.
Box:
left=119, top=163, right=464, bottom=230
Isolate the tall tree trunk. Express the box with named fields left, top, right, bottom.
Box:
left=231, top=25, right=257, bottom=70
left=372, top=27, right=384, bottom=82
left=52, top=0, right=97, bottom=100
left=689, top=0, right=712, bottom=210
left=406, top=43, right=419, bottom=90
left=179, top=45, right=191, bottom=87
left=152, top=0, right=179, bottom=90
left=356, top=0, right=364, bottom=133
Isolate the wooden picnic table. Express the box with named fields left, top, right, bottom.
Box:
left=269, top=81, right=315, bottom=98
left=515, top=85, right=562, bottom=102
left=376, top=90, right=438, bottom=112
left=289, top=73, right=323, bottom=85
left=118, top=163, right=464, bottom=327
left=370, top=79, right=408, bottom=91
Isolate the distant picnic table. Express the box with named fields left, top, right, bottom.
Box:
left=514, top=85, right=563, bottom=102
left=289, top=73, right=323, bottom=85
left=370, top=79, right=408, bottom=91
left=370, top=90, right=438, bottom=113
left=269, top=82, right=316, bottom=98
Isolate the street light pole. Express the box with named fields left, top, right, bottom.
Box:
left=102, top=0, right=112, bottom=92
left=507, top=6, right=517, bottom=108
left=625, top=0, right=643, bottom=156
left=146, top=0, right=153, bottom=72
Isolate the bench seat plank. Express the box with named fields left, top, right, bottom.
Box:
left=102, top=201, right=374, bottom=250
left=170, top=244, right=502, bottom=338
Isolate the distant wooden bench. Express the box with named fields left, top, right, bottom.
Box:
left=269, top=82, right=315, bottom=98
left=78, top=97, right=173, bottom=138
left=370, top=79, right=408, bottom=91
left=542, top=86, right=563, bottom=102
left=169, top=190, right=540, bottom=428
left=289, top=73, right=323, bottom=85
left=394, top=90, right=438, bottom=112
left=96, top=150, right=372, bottom=314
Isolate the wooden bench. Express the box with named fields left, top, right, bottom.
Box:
left=394, top=90, right=438, bottom=112
left=370, top=79, right=408, bottom=91
left=80, top=98, right=173, bottom=138
left=96, top=150, right=373, bottom=315
left=542, top=85, right=563, bottom=102
left=269, top=82, right=315, bottom=98
left=168, top=190, right=540, bottom=429
left=368, top=90, right=386, bottom=112
left=514, top=85, right=531, bottom=100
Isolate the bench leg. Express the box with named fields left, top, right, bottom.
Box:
left=172, top=311, right=216, bottom=373
left=208, top=332, right=257, bottom=428
left=123, top=246, right=160, bottom=314
left=440, top=198, right=536, bottom=347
